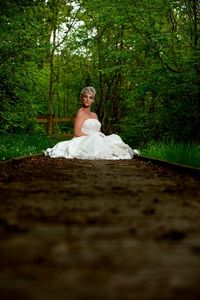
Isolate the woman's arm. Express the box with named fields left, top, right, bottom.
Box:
left=73, top=113, right=87, bottom=137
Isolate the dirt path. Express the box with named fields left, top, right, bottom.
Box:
left=0, top=156, right=200, bottom=300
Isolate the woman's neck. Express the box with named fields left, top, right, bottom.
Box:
left=81, top=107, right=92, bottom=115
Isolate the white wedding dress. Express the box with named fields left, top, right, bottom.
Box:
left=44, top=118, right=137, bottom=160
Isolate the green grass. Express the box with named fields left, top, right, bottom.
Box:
left=141, top=141, right=200, bottom=168
left=1, top=134, right=200, bottom=169
left=0, top=133, right=58, bottom=161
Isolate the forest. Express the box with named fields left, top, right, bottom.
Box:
left=0, top=0, right=199, bottom=158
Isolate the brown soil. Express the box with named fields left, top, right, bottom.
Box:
left=0, top=156, right=200, bottom=300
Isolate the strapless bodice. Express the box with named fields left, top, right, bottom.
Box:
left=81, top=118, right=101, bottom=135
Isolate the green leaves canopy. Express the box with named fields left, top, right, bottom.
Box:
left=0, top=0, right=199, bottom=143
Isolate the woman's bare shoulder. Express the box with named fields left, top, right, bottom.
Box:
left=91, top=112, right=98, bottom=119
left=75, top=109, right=86, bottom=119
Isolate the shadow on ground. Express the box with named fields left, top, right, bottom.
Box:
left=0, top=156, right=200, bottom=300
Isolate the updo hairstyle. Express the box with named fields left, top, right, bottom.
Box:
left=80, top=86, right=96, bottom=99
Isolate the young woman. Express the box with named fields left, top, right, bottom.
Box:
left=44, top=86, right=139, bottom=159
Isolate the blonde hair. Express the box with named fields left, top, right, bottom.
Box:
left=80, top=86, right=96, bottom=99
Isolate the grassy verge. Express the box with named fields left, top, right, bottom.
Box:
left=141, top=141, right=200, bottom=168
left=0, top=133, right=59, bottom=161
left=1, top=135, right=200, bottom=168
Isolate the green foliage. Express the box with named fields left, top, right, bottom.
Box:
left=0, top=133, right=58, bottom=161
left=141, top=141, right=200, bottom=168
left=0, top=1, right=50, bottom=133
left=0, top=0, right=199, bottom=145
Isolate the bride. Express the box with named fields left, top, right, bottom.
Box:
left=44, top=86, right=139, bottom=160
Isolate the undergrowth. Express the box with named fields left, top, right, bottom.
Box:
left=0, top=133, right=58, bottom=161
left=1, top=134, right=200, bottom=169
left=141, top=141, right=200, bottom=168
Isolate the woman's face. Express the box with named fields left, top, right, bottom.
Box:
left=82, top=92, right=94, bottom=107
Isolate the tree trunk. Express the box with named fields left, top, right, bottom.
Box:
left=191, top=0, right=200, bottom=140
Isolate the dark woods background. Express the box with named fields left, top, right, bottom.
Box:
left=0, top=0, right=199, bottom=147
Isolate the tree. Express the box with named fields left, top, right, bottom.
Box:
left=0, top=0, right=50, bottom=132
left=0, top=0, right=199, bottom=143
